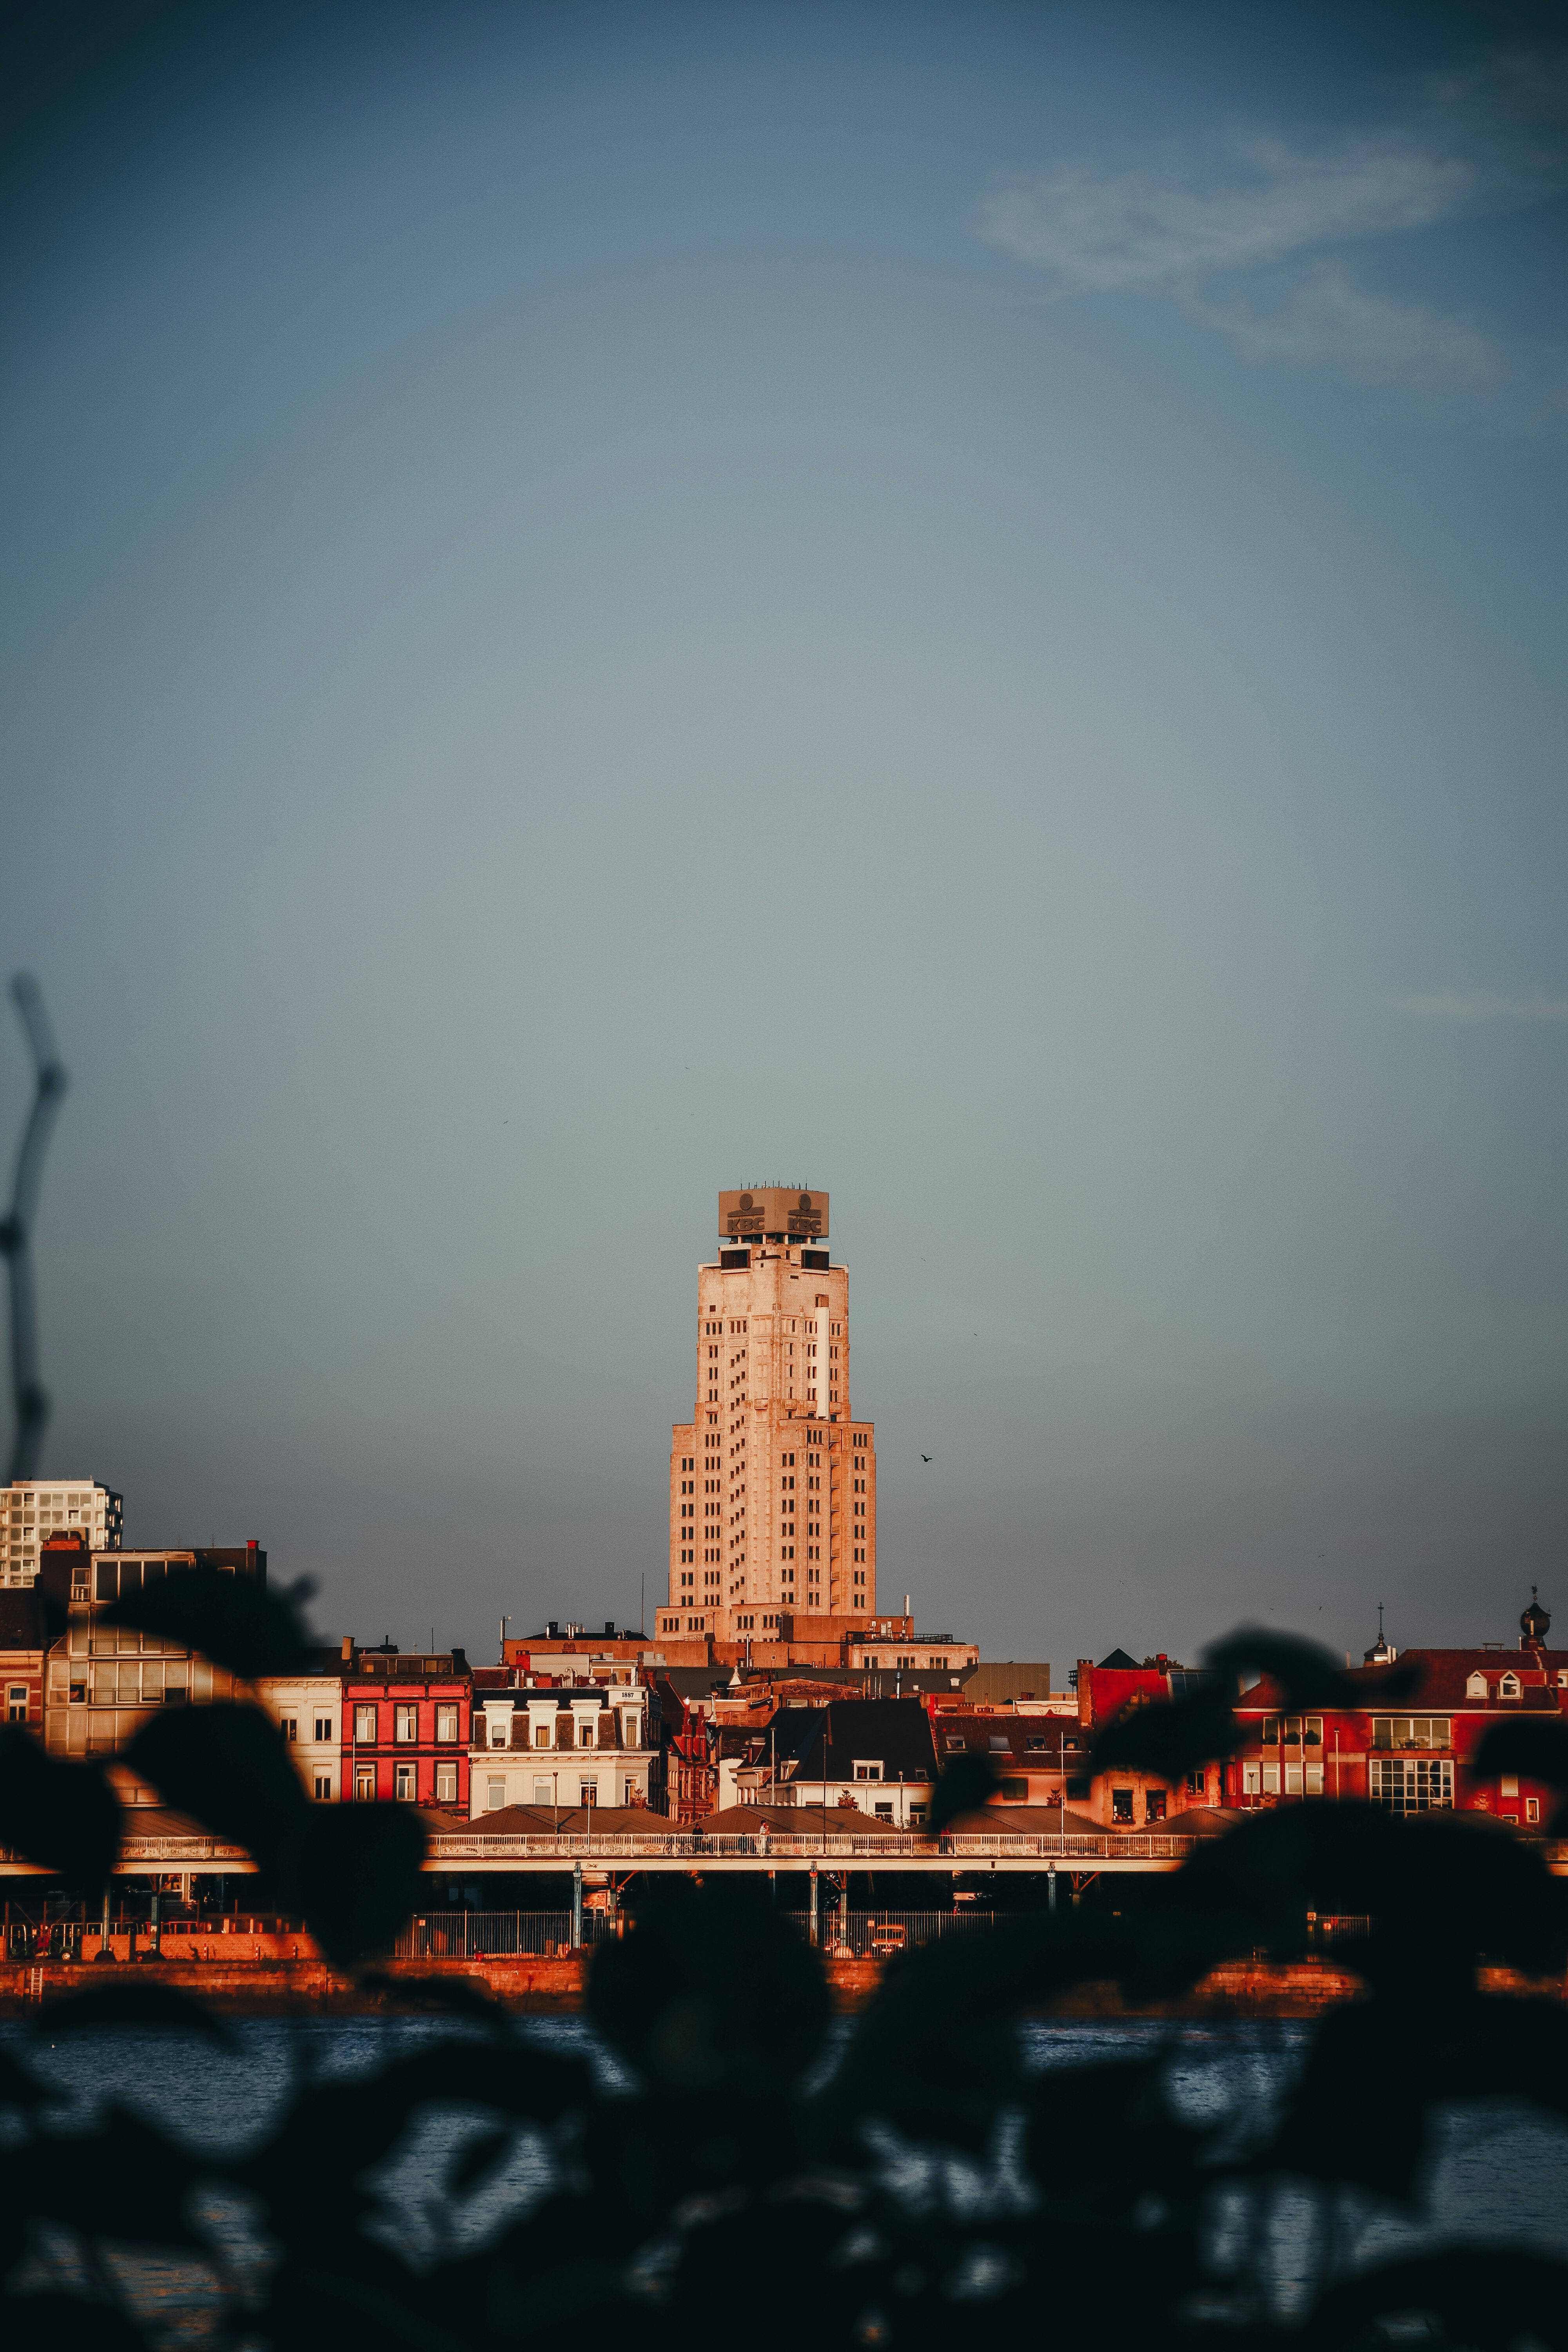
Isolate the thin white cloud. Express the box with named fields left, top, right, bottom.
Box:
left=1194, top=263, right=1509, bottom=388
left=1394, top=992, right=1568, bottom=1023
left=980, top=133, right=1483, bottom=292
left=978, top=55, right=1568, bottom=401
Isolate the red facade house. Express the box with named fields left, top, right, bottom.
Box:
left=340, top=1641, right=471, bottom=1812
left=1230, top=1606, right=1568, bottom=1825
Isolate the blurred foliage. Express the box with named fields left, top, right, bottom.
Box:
left=103, top=1565, right=317, bottom=1679
left=2, top=1643, right=1568, bottom=2348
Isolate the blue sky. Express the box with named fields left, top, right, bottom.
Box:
left=3, top=0, right=1566, bottom=1669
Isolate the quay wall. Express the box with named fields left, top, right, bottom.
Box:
left=0, top=1952, right=1559, bottom=2019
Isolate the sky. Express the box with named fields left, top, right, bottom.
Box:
left=2, top=0, right=1566, bottom=1674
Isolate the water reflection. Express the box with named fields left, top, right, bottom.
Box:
left=4, top=2015, right=1566, bottom=2336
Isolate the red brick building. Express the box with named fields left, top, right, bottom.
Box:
left=1074, top=1601, right=1567, bottom=1833
left=341, top=1641, right=471, bottom=1812
left=1231, top=1607, right=1567, bottom=1826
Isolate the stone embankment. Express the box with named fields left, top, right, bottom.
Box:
left=0, top=1951, right=1559, bottom=2019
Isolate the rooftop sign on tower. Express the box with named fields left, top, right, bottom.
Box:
left=718, top=1187, right=828, bottom=1239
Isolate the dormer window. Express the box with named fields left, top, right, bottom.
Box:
left=852, top=1760, right=882, bottom=1781
left=1466, top=1671, right=1487, bottom=1700
left=1499, top=1672, right=1521, bottom=1699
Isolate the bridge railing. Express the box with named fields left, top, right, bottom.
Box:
left=423, top=1829, right=1202, bottom=1862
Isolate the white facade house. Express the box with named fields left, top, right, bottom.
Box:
left=254, top=1665, right=345, bottom=1801
left=470, top=1678, right=661, bottom=1816
left=3, top=1480, right=122, bottom=1586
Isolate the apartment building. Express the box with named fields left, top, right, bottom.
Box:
left=254, top=1649, right=347, bottom=1802
left=659, top=1185, right=878, bottom=1646
left=41, top=1544, right=264, bottom=1787
left=469, top=1671, right=661, bottom=1815
left=342, top=1643, right=470, bottom=1809
left=2, top=1478, right=122, bottom=1586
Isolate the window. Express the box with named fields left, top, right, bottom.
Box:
left=354, top=1705, right=377, bottom=1744
left=313, top=1770, right=333, bottom=1801
left=314, top=1716, right=334, bottom=1742
left=1370, top=1756, right=1453, bottom=1813
left=436, top=1703, right=459, bottom=1743
left=6, top=1685, right=26, bottom=1723
left=394, top=1763, right=416, bottom=1802
left=394, top=1704, right=417, bottom=1743
left=534, top=1721, right=550, bottom=1748
left=1371, top=1717, right=1452, bottom=1750
left=1466, top=1671, right=1488, bottom=1699
left=1111, top=1789, right=1134, bottom=1824
left=533, top=1777, right=553, bottom=1805
left=873, top=1802, right=893, bottom=1821
left=1262, top=1762, right=1281, bottom=1794
left=998, top=1777, right=1028, bottom=1801
left=1242, top=1763, right=1261, bottom=1795
left=490, top=1718, right=508, bottom=1748
left=853, top=1760, right=882, bottom=1781
left=579, top=1777, right=599, bottom=1807
left=485, top=1777, right=506, bottom=1811
left=1527, top=1797, right=1541, bottom=1825
left=1499, top=1672, right=1521, bottom=1699
left=1186, top=1768, right=1204, bottom=1796
left=435, top=1762, right=457, bottom=1804
left=579, top=1720, right=594, bottom=1748
left=354, top=1766, right=375, bottom=1802
left=1145, top=1789, right=1167, bottom=1823
left=279, top=1716, right=298, bottom=1742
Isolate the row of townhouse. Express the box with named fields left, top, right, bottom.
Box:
left=0, top=1535, right=665, bottom=1821
left=1073, top=1595, right=1566, bottom=1832
left=634, top=1602, right=1568, bottom=1840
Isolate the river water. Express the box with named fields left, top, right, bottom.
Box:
left=4, top=2015, right=1567, bottom=2337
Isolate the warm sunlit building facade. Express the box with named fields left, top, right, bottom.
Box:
left=658, top=1186, right=877, bottom=1645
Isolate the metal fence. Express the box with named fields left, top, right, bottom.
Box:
left=797, top=1908, right=1000, bottom=1956
left=393, top=1911, right=625, bottom=1959
left=391, top=1907, right=1006, bottom=1960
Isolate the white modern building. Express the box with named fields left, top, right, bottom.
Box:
left=3, top=1480, right=122, bottom=1586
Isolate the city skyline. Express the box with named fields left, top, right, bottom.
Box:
left=4, top=0, right=1565, bottom=1670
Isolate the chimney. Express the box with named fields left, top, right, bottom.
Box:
left=904, top=1593, right=911, bottom=1618
left=340, top=1635, right=352, bottom=1662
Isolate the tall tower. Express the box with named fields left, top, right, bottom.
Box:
left=657, top=1187, right=877, bottom=1645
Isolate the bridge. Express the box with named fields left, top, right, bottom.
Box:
left=0, top=1824, right=1205, bottom=1879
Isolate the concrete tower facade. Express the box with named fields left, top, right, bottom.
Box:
left=658, top=1187, right=876, bottom=1645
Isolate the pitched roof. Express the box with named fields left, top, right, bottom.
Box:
left=769, top=1697, right=938, bottom=1784
left=933, top=1717, right=1079, bottom=1762
left=699, top=1802, right=909, bottom=1838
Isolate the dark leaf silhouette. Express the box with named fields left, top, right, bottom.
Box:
left=1089, top=1683, right=1241, bottom=1776
left=126, top=1702, right=307, bottom=1873
left=38, top=1978, right=236, bottom=2042
left=925, top=1748, right=1000, bottom=1833
left=357, top=1969, right=514, bottom=2028
left=447, top=2122, right=517, bottom=2198
left=292, top=1804, right=430, bottom=1969
left=0, top=2297, right=154, bottom=2350
left=1205, top=1624, right=1420, bottom=1707
left=1305, top=2247, right=1568, bottom=2350
left=1474, top=1716, right=1568, bottom=1788
left=103, top=1564, right=316, bottom=1679
left=0, top=2106, right=205, bottom=2245
left=589, top=1882, right=830, bottom=2102
left=0, top=1727, right=120, bottom=1890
